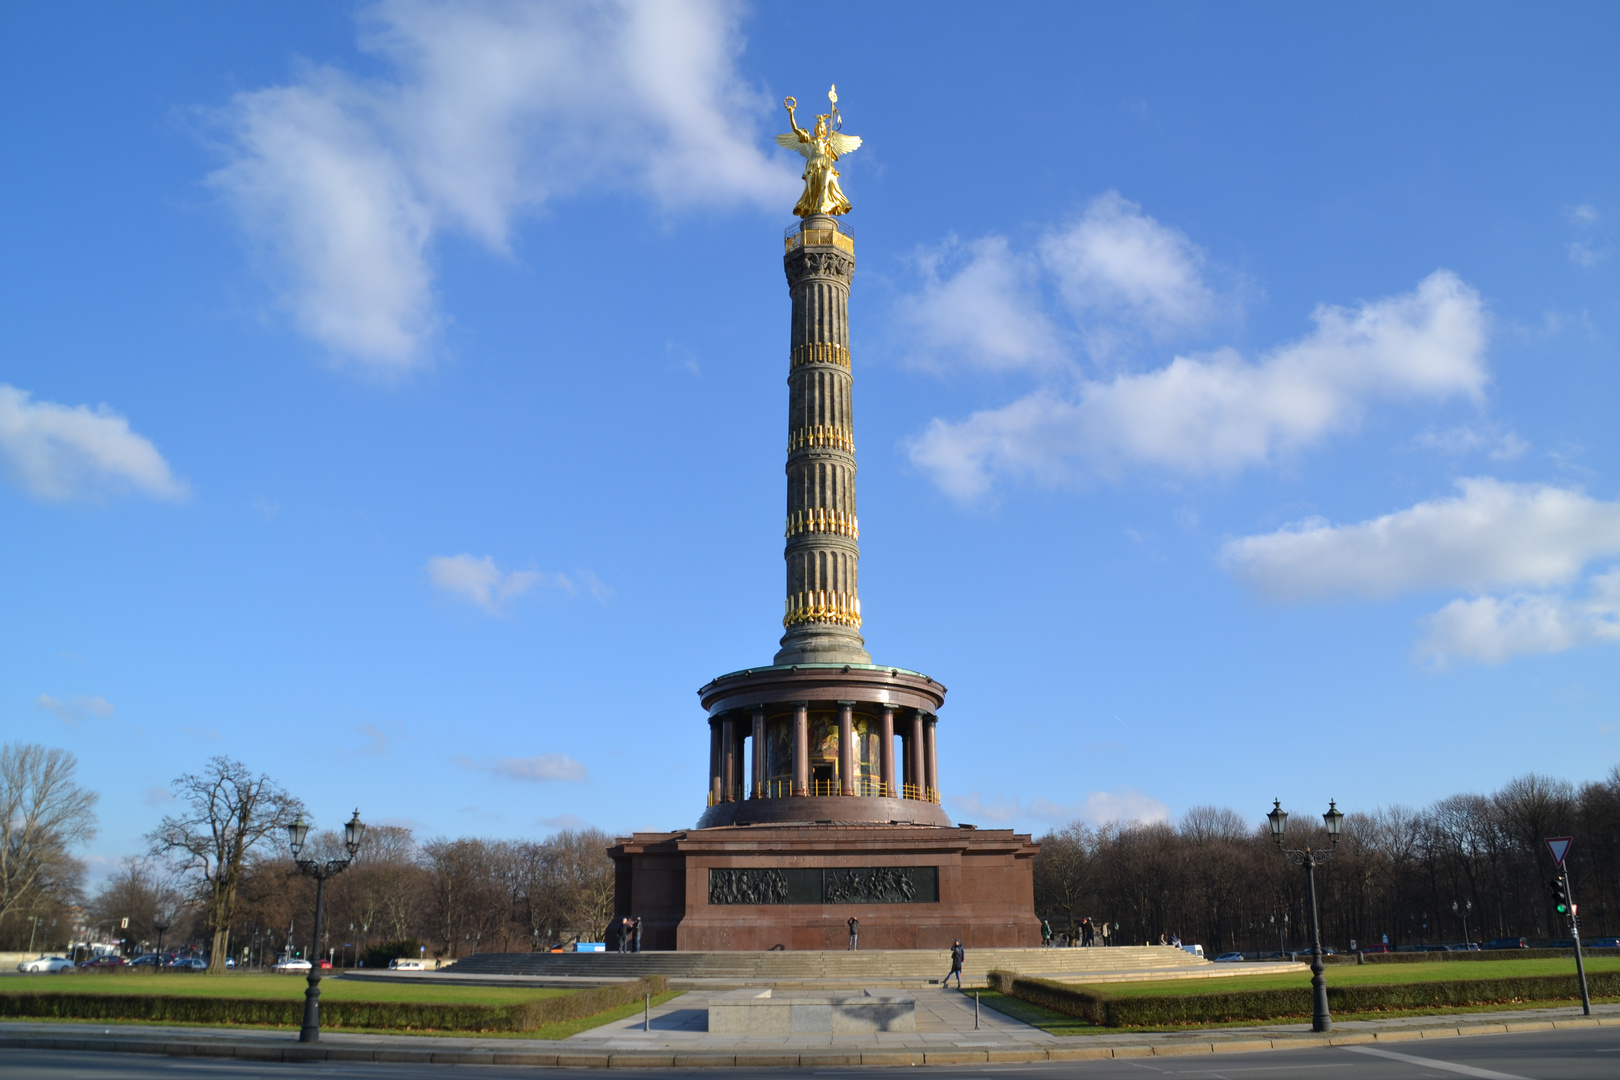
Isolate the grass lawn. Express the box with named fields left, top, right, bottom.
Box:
left=0, top=974, right=684, bottom=1040
left=975, top=957, right=1620, bottom=1036
left=1071, top=956, right=1620, bottom=998
left=2, top=972, right=570, bottom=1006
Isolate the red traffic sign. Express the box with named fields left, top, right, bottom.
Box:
left=1545, top=837, right=1573, bottom=867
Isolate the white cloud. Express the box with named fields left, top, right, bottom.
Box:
left=426, top=553, right=541, bottom=613
left=0, top=385, right=188, bottom=502
left=1418, top=571, right=1620, bottom=666
left=460, top=754, right=588, bottom=783
left=893, top=236, right=1061, bottom=373
left=210, top=0, right=794, bottom=371
left=1223, top=479, right=1620, bottom=602
left=950, top=788, right=1170, bottom=827
left=909, top=271, right=1488, bottom=499
left=1038, top=191, right=1216, bottom=343
left=426, top=553, right=607, bottom=614
left=34, top=694, right=115, bottom=725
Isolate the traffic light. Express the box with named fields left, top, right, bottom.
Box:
left=1549, top=875, right=1571, bottom=917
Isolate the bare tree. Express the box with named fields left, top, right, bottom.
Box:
left=87, top=857, right=185, bottom=954
left=147, top=757, right=301, bottom=973
left=0, top=744, right=98, bottom=936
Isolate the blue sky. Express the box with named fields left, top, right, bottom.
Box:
left=4, top=2, right=1619, bottom=876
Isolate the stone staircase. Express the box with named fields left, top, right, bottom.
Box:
left=443, top=945, right=1217, bottom=989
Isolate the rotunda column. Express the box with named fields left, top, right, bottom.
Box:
left=924, top=714, right=939, bottom=802
left=838, top=701, right=855, bottom=795
left=909, top=709, right=926, bottom=800
left=880, top=704, right=896, bottom=798
left=750, top=706, right=765, bottom=798
left=792, top=701, right=810, bottom=796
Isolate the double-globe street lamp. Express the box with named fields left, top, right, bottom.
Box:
left=1453, top=899, right=1473, bottom=947
left=1267, top=798, right=1344, bottom=1033
left=286, top=809, right=366, bottom=1043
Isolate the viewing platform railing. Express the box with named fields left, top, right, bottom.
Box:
left=708, top=778, right=940, bottom=806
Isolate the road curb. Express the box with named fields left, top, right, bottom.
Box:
left=2, top=1013, right=1616, bottom=1068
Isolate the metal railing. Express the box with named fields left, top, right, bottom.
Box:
left=712, top=778, right=937, bottom=803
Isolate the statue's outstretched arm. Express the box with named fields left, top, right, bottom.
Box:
left=784, top=96, right=809, bottom=140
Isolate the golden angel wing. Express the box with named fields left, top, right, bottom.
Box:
left=774, top=131, right=813, bottom=158
left=825, top=132, right=862, bottom=158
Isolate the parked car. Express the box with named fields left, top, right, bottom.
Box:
left=77, top=955, right=127, bottom=970
left=1482, top=937, right=1527, bottom=949
left=1213, top=952, right=1246, bottom=963
left=17, top=956, right=75, bottom=973
left=126, top=954, right=164, bottom=968
left=272, top=957, right=313, bottom=973
left=388, top=958, right=426, bottom=971
left=166, top=957, right=208, bottom=971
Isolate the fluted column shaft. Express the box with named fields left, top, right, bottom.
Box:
left=838, top=701, right=855, bottom=795
left=776, top=216, right=870, bottom=665
left=924, top=716, right=939, bottom=802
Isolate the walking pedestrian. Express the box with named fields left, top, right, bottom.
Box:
left=1100, top=921, right=1109, bottom=947
left=1040, top=919, right=1052, bottom=947
left=944, top=939, right=965, bottom=988
left=619, top=916, right=632, bottom=954
left=847, top=916, right=859, bottom=951
left=632, top=916, right=643, bottom=954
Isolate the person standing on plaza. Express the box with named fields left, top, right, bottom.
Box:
left=1101, top=921, right=1109, bottom=947
left=847, top=916, right=859, bottom=950
left=945, top=939, right=965, bottom=988
left=1041, top=919, right=1052, bottom=947
left=632, top=916, right=643, bottom=954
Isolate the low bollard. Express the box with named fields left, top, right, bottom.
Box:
left=974, top=991, right=980, bottom=1029
left=644, top=992, right=651, bottom=1031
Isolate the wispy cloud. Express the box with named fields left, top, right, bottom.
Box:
left=457, top=754, right=588, bottom=783
left=143, top=786, right=177, bottom=807
left=34, top=694, right=115, bottom=725
left=353, top=723, right=390, bottom=756
left=0, top=385, right=188, bottom=502
left=208, top=0, right=794, bottom=371
left=950, top=788, right=1170, bottom=827
left=426, top=553, right=608, bottom=614
left=1411, top=425, right=1528, bottom=462
left=536, top=813, right=592, bottom=831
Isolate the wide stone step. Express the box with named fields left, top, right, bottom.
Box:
left=447, top=945, right=1211, bottom=983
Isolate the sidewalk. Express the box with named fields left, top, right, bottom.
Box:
left=3, top=991, right=1617, bottom=1068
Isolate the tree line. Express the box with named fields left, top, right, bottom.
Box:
left=0, top=747, right=614, bottom=970
left=1033, top=768, right=1620, bottom=952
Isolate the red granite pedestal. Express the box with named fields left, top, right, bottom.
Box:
left=608, top=822, right=1040, bottom=952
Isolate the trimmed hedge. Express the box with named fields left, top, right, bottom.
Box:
left=1329, top=948, right=1614, bottom=964
left=986, top=970, right=1620, bottom=1028
left=0, top=975, right=667, bottom=1032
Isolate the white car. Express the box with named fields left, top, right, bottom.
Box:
left=271, top=957, right=313, bottom=973
left=387, top=958, right=426, bottom=971
left=17, top=956, right=75, bottom=973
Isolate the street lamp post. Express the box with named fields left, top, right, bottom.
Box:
left=1453, top=899, right=1473, bottom=946
left=153, top=922, right=169, bottom=973
left=286, top=809, right=366, bottom=1043
left=1268, top=798, right=1343, bottom=1034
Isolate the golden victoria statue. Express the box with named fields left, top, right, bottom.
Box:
left=776, top=85, right=862, bottom=218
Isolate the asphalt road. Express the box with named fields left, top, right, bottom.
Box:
left=3, top=1027, right=1620, bottom=1080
